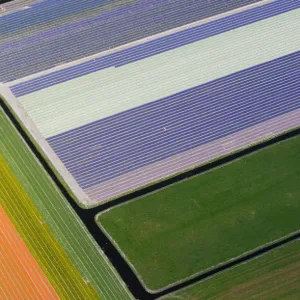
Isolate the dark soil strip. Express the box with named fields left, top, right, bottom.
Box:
left=1, top=97, right=299, bottom=299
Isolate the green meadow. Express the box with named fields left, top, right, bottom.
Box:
left=164, top=240, right=300, bottom=300
left=98, top=134, right=300, bottom=290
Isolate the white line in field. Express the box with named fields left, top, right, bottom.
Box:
left=8, top=0, right=274, bottom=87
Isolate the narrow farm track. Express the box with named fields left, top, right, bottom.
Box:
left=0, top=156, right=99, bottom=300
left=0, top=207, right=58, bottom=300
left=0, top=108, right=133, bottom=300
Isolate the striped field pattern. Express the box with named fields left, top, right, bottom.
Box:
left=0, top=108, right=133, bottom=299
left=0, top=0, right=263, bottom=82
left=0, top=155, right=99, bottom=299
left=5, top=0, right=300, bottom=206
left=47, top=52, right=300, bottom=187
left=0, top=206, right=59, bottom=300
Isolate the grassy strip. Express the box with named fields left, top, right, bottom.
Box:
left=0, top=108, right=133, bottom=299
left=98, top=135, right=300, bottom=290
left=0, top=156, right=99, bottom=299
left=164, top=240, right=300, bottom=299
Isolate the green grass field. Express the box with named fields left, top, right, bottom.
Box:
left=163, top=240, right=300, bottom=300
left=0, top=108, right=133, bottom=299
left=98, top=134, right=300, bottom=291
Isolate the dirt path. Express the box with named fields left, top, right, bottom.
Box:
left=0, top=206, right=58, bottom=299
